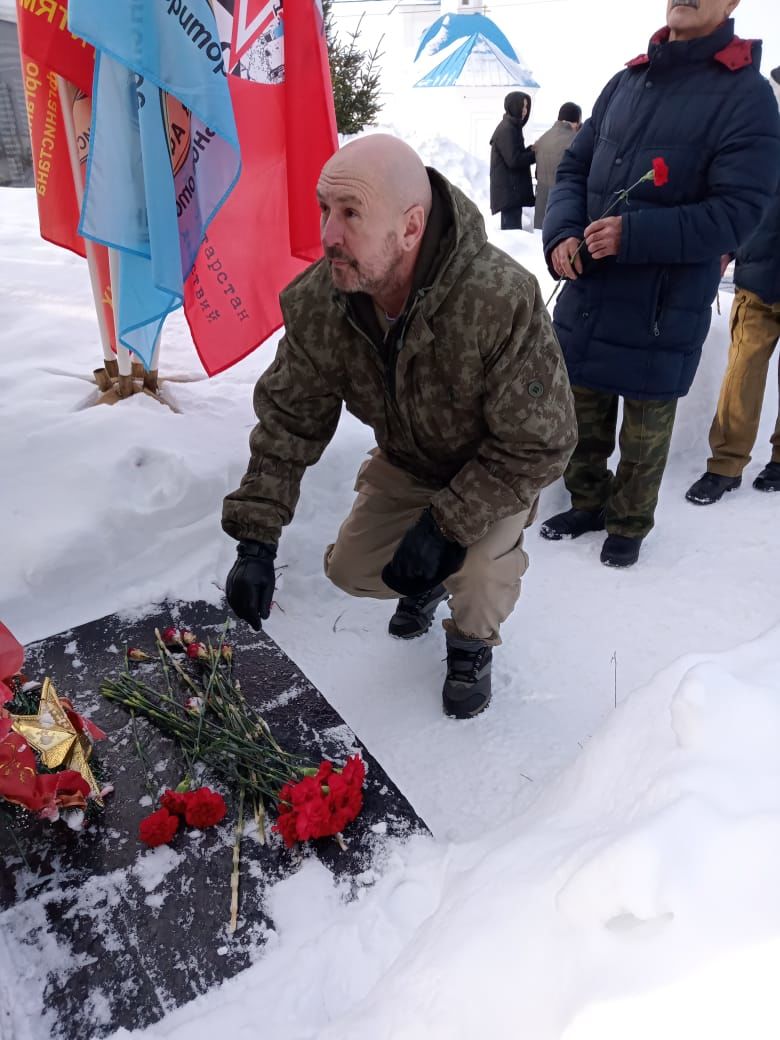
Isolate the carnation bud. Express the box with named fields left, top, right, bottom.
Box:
left=220, top=644, right=233, bottom=662
left=180, top=630, right=197, bottom=645
left=161, top=626, right=181, bottom=645
left=127, top=647, right=150, bottom=662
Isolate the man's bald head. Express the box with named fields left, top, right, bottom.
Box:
left=316, top=135, right=432, bottom=312
left=321, top=134, right=432, bottom=220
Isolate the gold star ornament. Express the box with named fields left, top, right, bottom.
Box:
left=11, top=678, right=104, bottom=805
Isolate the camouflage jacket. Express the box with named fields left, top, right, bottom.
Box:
left=222, top=169, right=577, bottom=547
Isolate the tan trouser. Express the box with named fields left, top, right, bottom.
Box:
left=324, top=450, right=534, bottom=645
left=708, top=288, right=780, bottom=478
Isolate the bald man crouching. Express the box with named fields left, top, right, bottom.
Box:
left=222, top=135, right=577, bottom=719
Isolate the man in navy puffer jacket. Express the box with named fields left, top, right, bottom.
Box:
left=540, top=0, right=780, bottom=567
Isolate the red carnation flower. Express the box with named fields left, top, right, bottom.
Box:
left=161, top=626, right=181, bottom=646
left=183, top=787, right=228, bottom=829
left=139, top=808, right=179, bottom=847
left=160, top=789, right=189, bottom=817
left=186, top=642, right=208, bottom=661
left=652, top=157, right=669, bottom=187
left=274, top=807, right=298, bottom=847
left=273, top=757, right=366, bottom=848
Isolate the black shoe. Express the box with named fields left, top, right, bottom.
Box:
left=388, top=584, right=448, bottom=639
left=685, top=472, right=741, bottom=505
left=600, top=534, right=643, bottom=568
left=753, top=462, right=780, bottom=493
left=539, top=507, right=606, bottom=541
left=442, top=634, right=492, bottom=718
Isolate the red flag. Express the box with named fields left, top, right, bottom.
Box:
left=16, top=0, right=94, bottom=254
left=284, top=0, right=338, bottom=260
left=16, top=2, right=115, bottom=349
left=184, top=0, right=338, bottom=376
left=16, top=0, right=94, bottom=94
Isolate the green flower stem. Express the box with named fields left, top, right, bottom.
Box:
left=545, top=168, right=657, bottom=309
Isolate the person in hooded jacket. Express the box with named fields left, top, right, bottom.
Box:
left=686, top=64, right=780, bottom=504
left=490, top=91, right=535, bottom=230
left=541, top=0, right=780, bottom=568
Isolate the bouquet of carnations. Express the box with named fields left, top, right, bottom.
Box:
left=102, top=626, right=366, bottom=852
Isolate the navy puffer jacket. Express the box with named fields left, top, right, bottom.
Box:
left=543, top=20, right=780, bottom=400
left=735, top=186, right=780, bottom=305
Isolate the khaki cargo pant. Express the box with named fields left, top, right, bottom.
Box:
left=707, top=288, right=780, bottom=478
left=564, top=385, right=678, bottom=539
left=324, top=450, right=534, bottom=645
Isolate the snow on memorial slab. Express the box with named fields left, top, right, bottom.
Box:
left=0, top=601, right=427, bottom=1040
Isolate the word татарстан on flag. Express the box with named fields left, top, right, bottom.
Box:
left=68, top=0, right=241, bottom=370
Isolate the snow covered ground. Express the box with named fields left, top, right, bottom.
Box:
left=2, top=131, right=780, bottom=1039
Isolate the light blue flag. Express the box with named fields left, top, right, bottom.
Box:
left=69, top=0, right=240, bottom=368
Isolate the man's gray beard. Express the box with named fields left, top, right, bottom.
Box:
left=670, top=0, right=699, bottom=8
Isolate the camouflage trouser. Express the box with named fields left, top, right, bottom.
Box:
left=564, top=386, right=678, bottom=538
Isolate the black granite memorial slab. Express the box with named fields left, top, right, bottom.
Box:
left=0, top=601, right=427, bottom=1040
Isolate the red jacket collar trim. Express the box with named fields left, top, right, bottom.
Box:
left=626, top=28, right=755, bottom=72
left=713, top=36, right=756, bottom=71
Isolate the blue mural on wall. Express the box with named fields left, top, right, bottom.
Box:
left=414, top=12, right=517, bottom=62
left=413, top=13, right=539, bottom=89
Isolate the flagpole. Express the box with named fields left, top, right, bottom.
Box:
left=55, top=76, right=115, bottom=377
left=107, top=248, right=135, bottom=398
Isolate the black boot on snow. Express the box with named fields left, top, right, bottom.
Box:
left=442, top=633, right=492, bottom=719
left=540, top=507, right=606, bottom=541
left=600, top=534, right=643, bottom=568
left=753, top=462, right=780, bottom=492
left=388, top=584, right=448, bottom=639
left=685, top=472, right=741, bottom=505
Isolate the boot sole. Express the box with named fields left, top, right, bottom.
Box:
left=539, top=519, right=606, bottom=541
left=388, top=617, right=433, bottom=640
left=443, top=691, right=491, bottom=719
left=685, top=481, right=741, bottom=505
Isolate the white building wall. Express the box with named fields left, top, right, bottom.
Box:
left=331, top=0, right=537, bottom=159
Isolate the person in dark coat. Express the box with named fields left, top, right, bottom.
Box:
left=490, top=91, right=535, bottom=230
left=686, top=64, right=780, bottom=503
left=540, top=0, right=780, bottom=567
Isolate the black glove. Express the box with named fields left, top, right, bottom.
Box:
left=381, top=508, right=467, bottom=597
left=225, top=540, right=277, bottom=630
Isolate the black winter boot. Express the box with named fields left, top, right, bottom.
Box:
left=753, top=462, right=780, bottom=492
left=600, top=534, right=643, bottom=568
left=442, top=633, right=492, bottom=718
left=540, top=507, right=606, bottom=541
left=388, top=584, right=448, bottom=639
left=685, top=472, right=741, bottom=505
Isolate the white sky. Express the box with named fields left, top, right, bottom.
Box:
left=335, top=0, right=780, bottom=122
